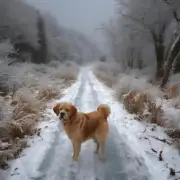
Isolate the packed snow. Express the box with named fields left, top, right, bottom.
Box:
left=4, top=67, right=180, bottom=180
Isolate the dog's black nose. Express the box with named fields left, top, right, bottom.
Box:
left=60, top=112, right=65, bottom=118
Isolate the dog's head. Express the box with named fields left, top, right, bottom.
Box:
left=53, top=102, right=77, bottom=122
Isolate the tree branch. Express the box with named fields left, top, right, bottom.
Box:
left=163, top=0, right=180, bottom=24
left=117, top=10, right=154, bottom=33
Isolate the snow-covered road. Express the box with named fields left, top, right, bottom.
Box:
left=8, top=67, right=162, bottom=180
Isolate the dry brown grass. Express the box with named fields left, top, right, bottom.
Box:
left=93, top=61, right=121, bottom=88
left=2, top=88, right=42, bottom=139
left=53, top=63, right=79, bottom=81
left=36, top=85, right=60, bottom=101
left=94, top=71, right=117, bottom=88
left=93, top=62, right=169, bottom=127
left=0, top=88, right=43, bottom=168
left=0, top=61, right=79, bottom=169
left=121, top=91, right=138, bottom=113
left=121, top=91, right=164, bottom=125
left=0, top=84, right=62, bottom=168
left=166, top=84, right=179, bottom=99
left=121, top=91, right=150, bottom=115
left=0, top=138, right=28, bottom=169
left=146, top=101, right=164, bottom=125
left=9, top=114, right=38, bottom=138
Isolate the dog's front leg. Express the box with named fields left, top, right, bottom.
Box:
left=72, top=141, right=81, bottom=161
left=93, top=138, right=99, bottom=154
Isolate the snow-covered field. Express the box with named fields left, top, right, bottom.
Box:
left=5, top=67, right=180, bottom=180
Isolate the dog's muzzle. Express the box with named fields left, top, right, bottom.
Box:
left=60, top=112, right=65, bottom=119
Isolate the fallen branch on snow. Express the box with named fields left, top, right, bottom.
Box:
left=149, top=135, right=172, bottom=145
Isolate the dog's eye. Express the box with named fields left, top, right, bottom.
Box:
left=66, top=108, right=70, bottom=112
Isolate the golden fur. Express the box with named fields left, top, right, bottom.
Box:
left=53, top=102, right=111, bottom=161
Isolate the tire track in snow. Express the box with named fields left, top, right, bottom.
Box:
left=32, top=70, right=86, bottom=180
left=87, top=70, right=151, bottom=180
left=34, top=67, right=152, bottom=180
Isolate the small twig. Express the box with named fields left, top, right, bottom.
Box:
left=169, top=138, right=178, bottom=145
left=151, top=148, right=158, bottom=153
left=151, top=125, right=156, bottom=131
left=145, top=136, right=165, bottom=162
left=139, top=127, right=147, bottom=139
left=36, top=128, right=43, bottom=140
left=159, top=150, right=163, bottom=161
left=170, top=167, right=176, bottom=176
left=11, top=167, right=20, bottom=176
left=149, top=135, right=171, bottom=145
left=169, top=168, right=180, bottom=178
left=145, top=137, right=158, bottom=153
left=11, top=172, right=20, bottom=176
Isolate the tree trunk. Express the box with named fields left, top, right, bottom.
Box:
left=155, top=44, right=165, bottom=80
left=151, top=25, right=166, bottom=80
left=160, top=35, right=180, bottom=88
left=37, top=11, right=48, bottom=64
left=173, top=53, right=180, bottom=73
left=137, top=52, right=143, bottom=69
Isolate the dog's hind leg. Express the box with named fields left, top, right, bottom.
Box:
left=95, top=123, right=108, bottom=161
left=93, top=138, right=99, bottom=154
left=98, top=140, right=106, bottom=161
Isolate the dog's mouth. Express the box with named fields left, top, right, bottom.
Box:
left=59, top=112, right=68, bottom=122
left=59, top=117, right=68, bottom=121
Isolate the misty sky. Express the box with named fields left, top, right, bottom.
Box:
left=26, top=0, right=116, bottom=51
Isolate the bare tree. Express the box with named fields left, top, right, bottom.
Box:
left=160, top=35, right=180, bottom=88
left=36, top=11, right=48, bottom=64
left=159, top=0, right=180, bottom=87
left=116, top=0, right=174, bottom=79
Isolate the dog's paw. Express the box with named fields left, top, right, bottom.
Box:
left=72, top=155, right=79, bottom=162
left=70, top=160, right=78, bottom=167
left=99, top=156, right=106, bottom=162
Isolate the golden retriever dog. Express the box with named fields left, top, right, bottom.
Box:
left=53, top=102, right=111, bottom=162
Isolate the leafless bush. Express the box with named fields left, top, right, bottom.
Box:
left=93, top=61, right=121, bottom=87
left=52, top=63, right=79, bottom=82
left=0, top=86, right=45, bottom=168
left=0, top=57, right=79, bottom=169
left=146, top=101, right=164, bottom=125
left=0, top=73, right=13, bottom=96
left=121, top=90, right=164, bottom=125
left=36, top=85, right=60, bottom=101
left=165, top=84, right=179, bottom=99
left=48, top=60, right=60, bottom=68
left=0, top=138, right=28, bottom=169
left=95, top=70, right=117, bottom=88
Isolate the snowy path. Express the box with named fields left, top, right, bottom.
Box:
left=8, top=67, right=160, bottom=180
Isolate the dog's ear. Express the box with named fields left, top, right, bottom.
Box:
left=70, top=104, right=77, bottom=119
left=53, top=103, right=60, bottom=116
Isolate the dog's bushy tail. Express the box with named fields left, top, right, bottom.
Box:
left=97, top=104, right=111, bottom=119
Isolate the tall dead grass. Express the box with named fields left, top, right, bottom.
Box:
left=36, top=85, right=60, bottom=101
left=93, top=61, right=120, bottom=87
left=121, top=91, right=164, bottom=125
left=0, top=60, right=79, bottom=169
left=0, top=88, right=42, bottom=168
left=93, top=61, right=179, bottom=129
left=52, top=62, right=79, bottom=86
